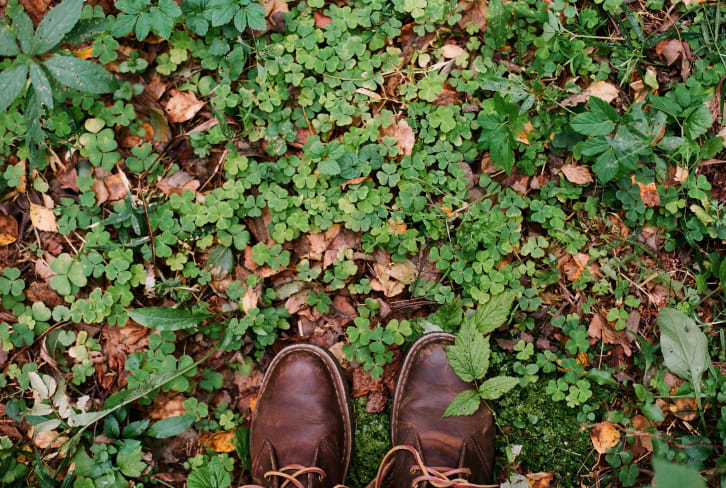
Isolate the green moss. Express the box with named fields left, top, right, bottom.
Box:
left=494, top=379, right=596, bottom=487
left=347, top=397, right=392, bottom=488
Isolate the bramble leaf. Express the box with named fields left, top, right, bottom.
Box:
left=478, top=376, right=519, bottom=400
left=442, top=389, right=481, bottom=418
left=446, top=324, right=490, bottom=382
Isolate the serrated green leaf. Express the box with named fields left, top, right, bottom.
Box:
left=44, top=55, right=118, bottom=94
left=446, top=325, right=490, bottom=382
left=245, top=3, right=267, bottom=31
left=0, top=64, right=28, bottom=113
left=0, top=26, right=20, bottom=56
left=187, top=460, right=233, bottom=488
left=684, top=103, right=712, bottom=140
left=146, top=415, right=194, bottom=438
left=29, top=63, right=53, bottom=109
left=471, top=291, right=515, bottom=335
left=117, top=447, right=146, bottom=477
left=127, top=306, right=212, bottom=331
left=14, top=12, right=34, bottom=54
left=478, top=375, right=519, bottom=400
left=319, top=158, right=341, bottom=176
left=33, top=0, right=83, bottom=55
left=571, top=112, right=615, bottom=137
left=442, top=389, right=481, bottom=418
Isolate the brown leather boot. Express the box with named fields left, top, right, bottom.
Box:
left=390, top=333, right=495, bottom=487
left=250, top=344, right=353, bottom=488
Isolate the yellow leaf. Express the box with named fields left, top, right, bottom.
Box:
left=30, top=203, right=58, bottom=233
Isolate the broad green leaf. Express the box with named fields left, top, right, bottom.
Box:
left=442, top=389, right=481, bottom=418
left=657, top=308, right=708, bottom=406
left=0, top=27, right=20, bottom=56
left=478, top=375, right=519, bottom=400
left=14, top=12, right=34, bottom=54
left=245, top=3, right=267, bottom=31
left=471, top=291, right=516, bottom=335
left=592, top=148, right=618, bottom=183
left=587, top=368, right=617, bottom=386
left=187, top=460, right=233, bottom=488
left=118, top=447, right=146, bottom=477
left=489, top=128, right=514, bottom=174
left=33, top=0, right=83, bottom=55
left=235, top=426, right=252, bottom=471
left=652, top=458, right=705, bottom=488
left=570, top=112, right=615, bottom=137
left=146, top=415, right=194, bottom=438
left=127, top=306, right=212, bottom=331
left=207, top=246, right=234, bottom=276
left=684, top=103, right=712, bottom=140
left=0, top=64, right=28, bottom=113
left=641, top=402, right=665, bottom=422
left=29, top=63, right=53, bottom=109
left=446, top=324, right=490, bottom=382
left=589, top=96, right=619, bottom=122
left=319, top=158, right=341, bottom=176
left=44, top=55, right=118, bottom=94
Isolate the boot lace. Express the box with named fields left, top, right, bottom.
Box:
left=244, top=465, right=344, bottom=488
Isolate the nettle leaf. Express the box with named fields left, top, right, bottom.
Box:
left=471, top=291, right=515, bottom=335
left=209, top=0, right=237, bottom=26
left=446, top=324, right=490, bottom=382
left=0, top=64, right=29, bottom=113
left=128, top=306, right=212, bottom=331
left=0, top=27, right=20, bottom=56
left=478, top=376, right=519, bottom=400
left=146, top=415, right=194, bottom=438
left=442, top=389, right=481, bottom=418
left=44, top=55, right=118, bottom=94
left=33, top=0, right=83, bottom=55
left=657, top=308, right=708, bottom=404
left=29, top=63, right=53, bottom=109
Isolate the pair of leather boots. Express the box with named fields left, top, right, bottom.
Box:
left=249, top=333, right=496, bottom=488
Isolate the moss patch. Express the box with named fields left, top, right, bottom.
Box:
left=347, top=398, right=392, bottom=488
left=494, top=379, right=596, bottom=487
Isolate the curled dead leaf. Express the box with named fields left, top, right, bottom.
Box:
left=0, top=215, right=18, bottom=245
left=156, top=171, right=200, bottom=197
left=590, top=421, right=620, bottom=454
left=164, top=89, right=205, bottom=123
left=561, top=164, right=593, bottom=185
left=632, top=176, right=660, bottom=207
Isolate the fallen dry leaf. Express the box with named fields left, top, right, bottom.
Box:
left=150, top=393, right=187, bottom=419
left=92, top=179, right=109, bottom=205
left=588, top=313, right=632, bottom=356
left=441, top=44, right=466, bottom=59
left=381, top=119, right=415, bottom=156
left=105, top=174, right=128, bottom=201
left=370, top=260, right=417, bottom=297
left=30, top=203, right=58, bottom=233
left=0, top=215, right=18, bottom=245
left=527, top=472, right=554, bottom=488
left=356, top=88, right=382, bottom=100
left=655, top=39, right=691, bottom=80
left=632, top=176, right=660, bottom=207
left=591, top=421, right=620, bottom=454
left=457, top=0, right=487, bottom=32
left=156, top=171, right=200, bottom=197
left=515, top=121, right=534, bottom=145
left=671, top=397, right=698, bottom=421
left=200, top=430, right=236, bottom=453
left=314, top=11, right=331, bottom=28
left=561, top=164, right=594, bottom=185
left=586, top=80, right=619, bottom=103
left=164, top=89, right=205, bottom=123
left=631, top=415, right=654, bottom=452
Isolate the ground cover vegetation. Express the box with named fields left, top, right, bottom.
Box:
left=0, top=0, right=725, bottom=486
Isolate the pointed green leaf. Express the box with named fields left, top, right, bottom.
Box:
left=29, top=63, right=53, bottom=109
left=657, top=308, right=708, bottom=390
left=33, top=0, right=83, bottom=55
left=44, top=55, right=118, bottom=94
left=442, top=389, right=481, bottom=418
left=571, top=112, right=615, bottom=137
left=652, top=458, right=705, bottom=488
left=14, top=11, right=34, bottom=54
left=471, top=291, right=516, bottom=335
left=0, top=26, right=20, bottom=56
left=0, top=64, right=28, bottom=113
left=478, top=375, right=519, bottom=400
left=128, top=306, right=212, bottom=331
left=446, top=324, right=490, bottom=382
left=146, top=415, right=194, bottom=438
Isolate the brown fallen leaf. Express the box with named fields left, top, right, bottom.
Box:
left=91, top=179, right=109, bottom=205
left=164, top=89, right=205, bottom=123
left=586, top=80, right=619, bottom=103
left=381, top=119, right=415, bottom=156
left=150, top=393, right=187, bottom=419
left=667, top=165, right=689, bottom=187
left=156, top=171, right=200, bottom=196
left=527, top=472, right=554, bottom=488
left=671, top=397, right=698, bottom=421
left=515, top=121, right=534, bottom=145
left=588, top=313, right=632, bottom=356
left=632, top=176, right=660, bottom=207
left=631, top=415, right=654, bottom=452
left=561, top=164, right=593, bottom=185
left=655, top=39, right=692, bottom=80
left=457, top=0, right=487, bottom=32
left=441, top=44, right=466, bottom=59
left=563, top=253, right=590, bottom=281
left=105, top=174, right=128, bottom=201
left=0, top=215, right=18, bottom=245
left=30, top=203, right=58, bottom=233
left=590, top=421, right=620, bottom=454
left=200, top=430, right=236, bottom=453
left=314, top=11, right=331, bottom=28
left=370, top=260, right=417, bottom=297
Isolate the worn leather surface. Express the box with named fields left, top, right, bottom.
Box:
left=250, top=344, right=352, bottom=488
left=391, top=333, right=495, bottom=487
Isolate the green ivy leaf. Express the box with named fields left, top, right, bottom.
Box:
left=146, top=415, right=194, bottom=438
left=44, top=55, right=118, bottom=94
left=442, top=389, right=481, bottom=418
left=33, top=0, right=83, bottom=55
left=127, top=306, right=212, bottom=331
left=446, top=324, right=490, bottom=382
left=478, top=375, right=519, bottom=400
left=0, top=64, right=29, bottom=113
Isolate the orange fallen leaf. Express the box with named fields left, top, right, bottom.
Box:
left=671, top=397, right=698, bottom=421
left=164, top=89, right=205, bottom=123
left=591, top=421, right=620, bottom=454
left=561, top=164, right=593, bottom=185
left=515, top=122, right=534, bottom=145
left=588, top=313, right=632, bottom=356
left=527, top=472, right=554, bottom=488
left=441, top=44, right=466, bottom=59
left=632, top=176, right=660, bottom=207
left=156, top=171, right=200, bottom=197
left=105, top=174, right=128, bottom=201
left=0, top=215, right=18, bottom=245
left=200, top=430, right=236, bottom=453
left=457, top=0, right=487, bottom=32
left=586, top=80, right=619, bottom=103
left=314, top=11, right=331, bottom=28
